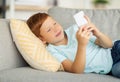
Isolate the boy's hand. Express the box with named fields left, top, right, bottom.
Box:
left=87, top=23, right=101, bottom=37
left=76, top=25, right=91, bottom=46
left=84, top=15, right=101, bottom=37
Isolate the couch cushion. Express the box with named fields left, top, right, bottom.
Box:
left=0, top=19, right=27, bottom=71
left=48, top=7, right=120, bottom=40
left=0, top=67, right=120, bottom=82
left=10, top=19, right=63, bottom=72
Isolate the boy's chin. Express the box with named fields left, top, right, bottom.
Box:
left=42, top=42, right=48, bottom=46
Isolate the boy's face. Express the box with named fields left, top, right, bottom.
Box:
left=39, top=17, right=65, bottom=45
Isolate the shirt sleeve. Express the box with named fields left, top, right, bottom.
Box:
left=46, top=46, right=67, bottom=63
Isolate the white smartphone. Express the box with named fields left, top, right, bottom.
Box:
left=73, top=11, right=88, bottom=28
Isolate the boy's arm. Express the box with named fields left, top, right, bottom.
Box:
left=88, top=23, right=113, bottom=48
left=62, top=25, right=91, bottom=74
left=95, top=32, right=113, bottom=48
left=84, top=16, right=113, bottom=48
left=62, top=45, right=86, bottom=73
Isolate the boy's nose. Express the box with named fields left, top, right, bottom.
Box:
left=53, top=27, right=58, bottom=32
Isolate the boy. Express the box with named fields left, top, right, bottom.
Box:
left=27, top=13, right=120, bottom=78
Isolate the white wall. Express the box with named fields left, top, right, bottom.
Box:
left=6, top=0, right=120, bottom=20
left=6, top=0, right=49, bottom=19
left=107, top=0, right=120, bottom=9
left=58, top=0, right=84, bottom=8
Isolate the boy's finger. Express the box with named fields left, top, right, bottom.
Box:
left=84, top=15, right=91, bottom=24
left=87, top=26, right=94, bottom=32
left=78, top=26, right=84, bottom=33
left=82, top=30, right=88, bottom=36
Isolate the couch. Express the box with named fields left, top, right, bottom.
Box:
left=0, top=7, right=120, bottom=82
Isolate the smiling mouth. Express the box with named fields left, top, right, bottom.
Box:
left=56, top=31, right=61, bottom=37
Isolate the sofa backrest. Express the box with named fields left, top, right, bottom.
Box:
left=48, top=7, right=120, bottom=40
left=0, top=19, right=28, bottom=71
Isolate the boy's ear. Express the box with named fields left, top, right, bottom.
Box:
left=38, top=36, right=47, bottom=44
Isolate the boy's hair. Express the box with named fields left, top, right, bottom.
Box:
left=26, top=13, right=49, bottom=37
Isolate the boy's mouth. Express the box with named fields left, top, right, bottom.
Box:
left=56, top=31, right=61, bottom=37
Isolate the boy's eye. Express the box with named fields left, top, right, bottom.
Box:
left=47, top=28, right=51, bottom=32
left=54, top=22, right=56, bottom=25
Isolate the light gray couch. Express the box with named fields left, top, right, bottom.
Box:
left=0, top=7, right=120, bottom=82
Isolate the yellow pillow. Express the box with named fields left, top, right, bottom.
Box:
left=10, top=19, right=63, bottom=72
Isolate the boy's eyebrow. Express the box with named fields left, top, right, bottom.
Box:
left=53, top=22, right=56, bottom=25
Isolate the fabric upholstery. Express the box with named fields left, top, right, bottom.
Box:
left=0, top=19, right=27, bottom=71
left=0, top=67, right=120, bottom=82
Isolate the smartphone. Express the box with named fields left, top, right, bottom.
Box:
left=73, top=11, right=88, bottom=28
